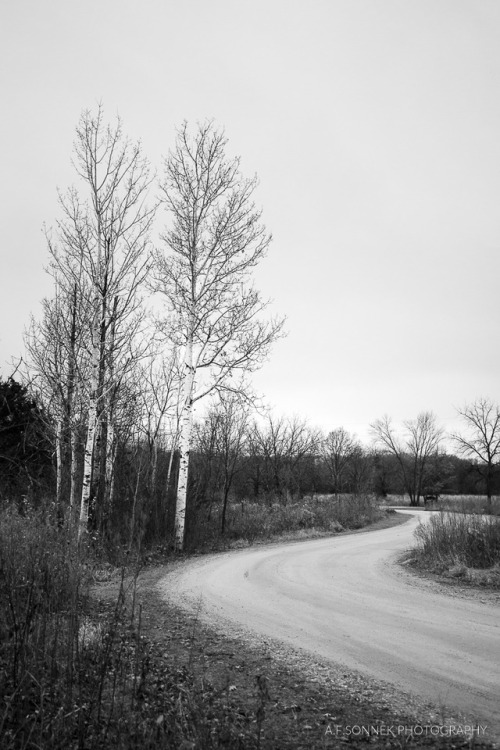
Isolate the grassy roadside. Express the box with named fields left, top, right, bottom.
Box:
left=183, top=494, right=387, bottom=553
left=405, top=511, right=500, bottom=590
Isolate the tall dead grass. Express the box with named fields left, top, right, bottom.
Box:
left=413, top=511, right=500, bottom=573
left=0, top=507, right=270, bottom=748
left=188, top=493, right=383, bottom=550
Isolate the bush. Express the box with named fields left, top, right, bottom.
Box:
left=414, top=511, right=500, bottom=569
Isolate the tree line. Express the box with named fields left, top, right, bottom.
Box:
left=1, top=372, right=499, bottom=548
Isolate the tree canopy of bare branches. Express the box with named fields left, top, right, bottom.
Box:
left=451, top=397, right=500, bottom=503
left=322, top=427, right=361, bottom=497
left=371, top=412, right=443, bottom=505
left=153, top=121, right=285, bottom=549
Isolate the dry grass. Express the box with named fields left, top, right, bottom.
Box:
left=410, top=511, right=500, bottom=587
left=187, top=494, right=383, bottom=551
left=0, top=507, right=255, bottom=749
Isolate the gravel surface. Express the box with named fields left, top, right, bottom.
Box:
left=156, top=511, right=500, bottom=743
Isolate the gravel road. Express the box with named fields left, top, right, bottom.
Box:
left=158, top=511, right=500, bottom=738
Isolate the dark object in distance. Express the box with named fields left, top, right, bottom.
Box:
left=423, top=493, right=439, bottom=505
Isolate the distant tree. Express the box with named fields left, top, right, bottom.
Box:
left=250, top=416, right=320, bottom=503
left=153, top=121, right=284, bottom=550
left=346, top=443, right=372, bottom=495
left=451, top=398, right=500, bottom=505
left=211, top=391, right=251, bottom=533
left=371, top=412, right=443, bottom=506
left=322, top=427, right=359, bottom=496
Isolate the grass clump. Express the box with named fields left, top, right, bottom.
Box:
left=411, top=511, right=500, bottom=587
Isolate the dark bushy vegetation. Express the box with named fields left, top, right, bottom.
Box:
left=0, top=508, right=260, bottom=749
left=0, top=379, right=53, bottom=504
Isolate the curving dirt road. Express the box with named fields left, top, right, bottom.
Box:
left=158, top=511, right=500, bottom=737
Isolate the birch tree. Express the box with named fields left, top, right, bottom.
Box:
left=154, top=121, right=284, bottom=550
left=50, top=105, right=154, bottom=537
left=24, top=279, right=90, bottom=517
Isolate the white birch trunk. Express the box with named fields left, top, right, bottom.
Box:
left=55, top=418, right=64, bottom=509
left=103, top=298, right=118, bottom=516
left=174, top=337, right=195, bottom=551
left=165, top=428, right=178, bottom=500
left=105, top=421, right=115, bottom=486
left=79, top=203, right=102, bottom=540
left=104, top=419, right=116, bottom=520
left=79, top=291, right=101, bottom=538
left=79, top=394, right=98, bottom=538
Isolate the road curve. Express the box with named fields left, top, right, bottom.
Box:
left=158, top=511, right=500, bottom=736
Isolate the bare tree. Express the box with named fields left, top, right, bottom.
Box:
left=322, top=427, right=359, bottom=497
left=208, top=391, right=251, bottom=533
left=451, top=398, right=500, bottom=505
left=250, top=415, right=320, bottom=503
left=24, top=276, right=91, bottom=517
left=136, top=348, right=183, bottom=524
left=371, top=412, right=443, bottom=506
left=153, top=121, right=284, bottom=549
left=52, top=106, right=155, bottom=538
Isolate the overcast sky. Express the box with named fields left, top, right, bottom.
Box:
left=1, top=0, right=499, bottom=443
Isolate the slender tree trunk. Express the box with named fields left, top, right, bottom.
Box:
left=80, top=398, right=98, bottom=537
left=102, top=419, right=116, bottom=533
left=221, top=482, right=231, bottom=534
left=94, top=292, right=109, bottom=519
left=80, top=205, right=104, bottom=539
left=65, top=283, right=79, bottom=522
left=174, top=337, right=195, bottom=551
left=70, top=426, right=79, bottom=518
left=80, top=287, right=101, bottom=539
left=164, top=431, right=178, bottom=530
left=129, top=445, right=143, bottom=553
left=165, top=443, right=175, bottom=496
left=151, top=440, right=158, bottom=497
left=101, top=297, right=118, bottom=528
left=55, top=418, right=64, bottom=509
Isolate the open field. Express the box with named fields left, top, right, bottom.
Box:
left=380, top=494, right=500, bottom=515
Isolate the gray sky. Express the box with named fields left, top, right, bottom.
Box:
left=1, top=0, right=499, bottom=443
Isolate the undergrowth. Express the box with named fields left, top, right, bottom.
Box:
left=187, top=493, right=383, bottom=551
left=0, top=507, right=262, bottom=749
